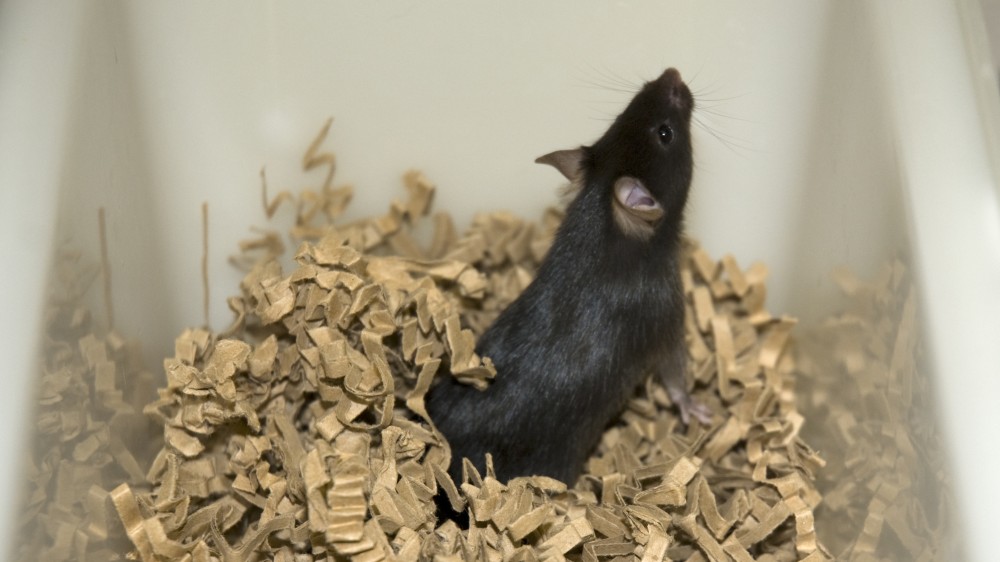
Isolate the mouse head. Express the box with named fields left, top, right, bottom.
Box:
left=537, top=68, right=694, bottom=241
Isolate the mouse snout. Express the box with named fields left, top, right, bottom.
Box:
left=660, top=67, right=682, bottom=83
left=655, top=67, right=693, bottom=114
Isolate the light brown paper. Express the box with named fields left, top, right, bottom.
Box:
left=19, top=119, right=870, bottom=562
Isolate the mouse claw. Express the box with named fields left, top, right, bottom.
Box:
left=666, top=385, right=713, bottom=426
left=682, top=399, right=714, bottom=426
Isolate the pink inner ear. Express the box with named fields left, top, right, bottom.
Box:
left=615, top=177, right=661, bottom=210
left=626, top=187, right=656, bottom=208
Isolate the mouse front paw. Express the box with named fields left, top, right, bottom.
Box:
left=666, top=384, right=713, bottom=426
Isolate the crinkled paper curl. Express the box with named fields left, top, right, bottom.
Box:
left=108, top=120, right=831, bottom=562
left=25, top=119, right=960, bottom=562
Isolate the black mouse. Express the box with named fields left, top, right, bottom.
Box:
left=426, top=67, right=709, bottom=489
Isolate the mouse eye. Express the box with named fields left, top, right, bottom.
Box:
left=656, top=124, right=674, bottom=145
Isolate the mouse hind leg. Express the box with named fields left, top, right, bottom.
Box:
left=658, top=343, right=713, bottom=426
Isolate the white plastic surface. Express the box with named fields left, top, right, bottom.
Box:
left=0, top=0, right=89, bottom=555
left=1, top=2, right=998, bottom=560
left=868, top=3, right=1000, bottom=561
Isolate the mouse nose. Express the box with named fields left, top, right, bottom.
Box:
left=655, top=67, right=693, bottom=114
left=654, top=68, right=686, bottom=92
left=660, top=68, right=682, bottom=83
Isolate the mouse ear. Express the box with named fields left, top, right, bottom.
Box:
left=535, top=149, right=585, bottom=182
left=614, top=177, right=664, bottom=221
left=612, top=176, right=664, bottom=240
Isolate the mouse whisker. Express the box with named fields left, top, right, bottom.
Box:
left=586, top=114, right=618, bottom=123
left=574, top=81, right=637, bottom=95
left=692, top=115, right=755, bottom=154
left=579, top=63, right=641, bottom=92
left=695, top=105, right=755, bottom=124
left=580, top=97, right=638, bottom=105
left=691, top=91, right=748, bottom=104
left=597, top=65, right=642, bottom=90
left=686, top=63, right=710, bottom=89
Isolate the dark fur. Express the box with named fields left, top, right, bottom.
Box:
left=426, top=68, right=695, bottom=485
